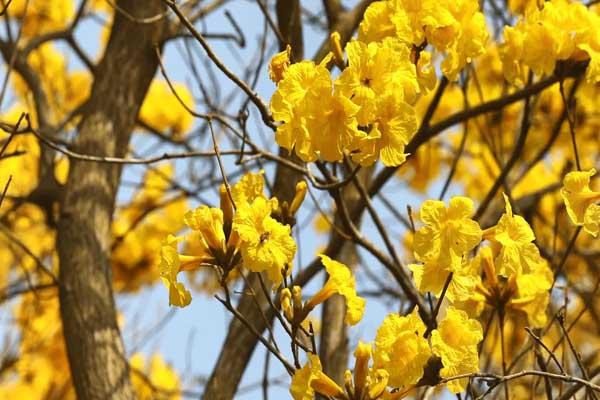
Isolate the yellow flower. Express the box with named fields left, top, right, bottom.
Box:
left=159, top=235, right=204, bottom=307
left=358, top=1, right=410, bottom=45
left=413, top=196, right=482, bottom=270
left=410, top=256, right=479, bottom=302
left=500, top=26, right=528, bottom=86
left=306, top=255, right=366, bottom=325
left=270, top=60, right=331, bottom=162
left=290, top=354, right=345, bottom=400
left=352, top=92, right=417, bottom=167
left=509, top=261, right=553, bottom=328
left=268, top=45, right=291, bottom=83
left=289, top=181, right=308, bottom=217
left=139, top=80, right=194, bottom=138
left=330, top=32, right=346, bottom=68
left=520, top=16, right=559, bottom=77
left=304, top=89, right=364, bottom=162
left=336, top=39, right=419, bottom=125
left=184, top=206, right=226, bottom=259
left=353, top=341, right=372, bottom=394
left=131, top=353, right=181, bottom=400
left=280, top=287, right=294, bottom=321
left=439, top=0, right=489, bottom=81
left=10, top=0, right=74, bottom=37
left=561, top=169, right=600, bottom=237
left=499, top=0, right=600, bottom=84
left=416, top=50, right=438, bottom=93
left=231, top=171, right=266, bottom=207
left=431, top=307, right=482, bottom=393
left=373, top=308, right=431, bottom=389
left=233, top=197, right=296, bottom=285
left=485, top=193, right=541, bottom=276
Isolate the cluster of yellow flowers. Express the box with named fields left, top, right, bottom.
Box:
left=9, top=0, right=74, bottom=37
left=288, top=192, right=565, bottom=398
left=358, top=0, right=489, bottom=81
left=270, top=0, right=488, bottom=166
left=411, top=195, right=554, bottom=330
left=291, top=306, right=482, bottom=399
left=500, top=0, right=600, bottom=85
left=159, top=172, right=305, bottom=306
left=11, top=43, right=91, bottom=127
left=561, top=168, right=600, bottom=237
left=139, top=80, right=195, bottom=139
left=112, top=164, right=188, bottom=291
left=150, top=1, right=600, bottom=397
left=0, top=291, right=181, bottom=399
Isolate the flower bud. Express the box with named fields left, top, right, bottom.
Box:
left=353, top=341, right=372, bottom=394
left=289, top=180, right=307, bottom=216
left=280, top=288, right=293, bottom=321
left=329, top=31, right=345, bottom=69
left=268, top=45, right=291, bottom=84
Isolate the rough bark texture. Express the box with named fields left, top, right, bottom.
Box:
left=57, top=1, right=166, bottom=399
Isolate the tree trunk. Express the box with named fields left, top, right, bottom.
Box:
left=57, top=1, right=166, bottom=399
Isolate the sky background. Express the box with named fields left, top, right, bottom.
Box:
left=6, top=1, right=464, bottom=398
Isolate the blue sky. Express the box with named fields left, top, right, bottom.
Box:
left=7, top=1, right=463, bottom=398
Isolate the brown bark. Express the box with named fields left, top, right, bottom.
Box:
left=323, top=0, right=343, bottom=29
left=276, top=0, right=304, bottom=60
left=57, top=1, right=166, bottom=399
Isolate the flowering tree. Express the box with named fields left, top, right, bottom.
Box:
left=0, top=0, right=599, bottom=399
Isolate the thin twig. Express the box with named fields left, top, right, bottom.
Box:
left=524, top=327, right=566, bottom=375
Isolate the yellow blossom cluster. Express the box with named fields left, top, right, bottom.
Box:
left=139, top=80, right=195, bottom=139
left=358, top=0, right=489, bottom=81
left=270, top=40, right=420, bottom=166
left=292, top=306, right=482, bottom=398
left=11, top=43, right=92, bottom=127
left=0, top=291, right=181, bottom=400
left=112, top=164, right=187, bottom=292
left=9, top=0, right=74, bottom=37
left=269, top=0, right=490, bottom=167
left=500, top=0, right=600, bottom=85
left=561, top=168, right=600, bottom=237
left=409, top=195, right=554, bottom=329
left=159, top=172, right=303, bottom=307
